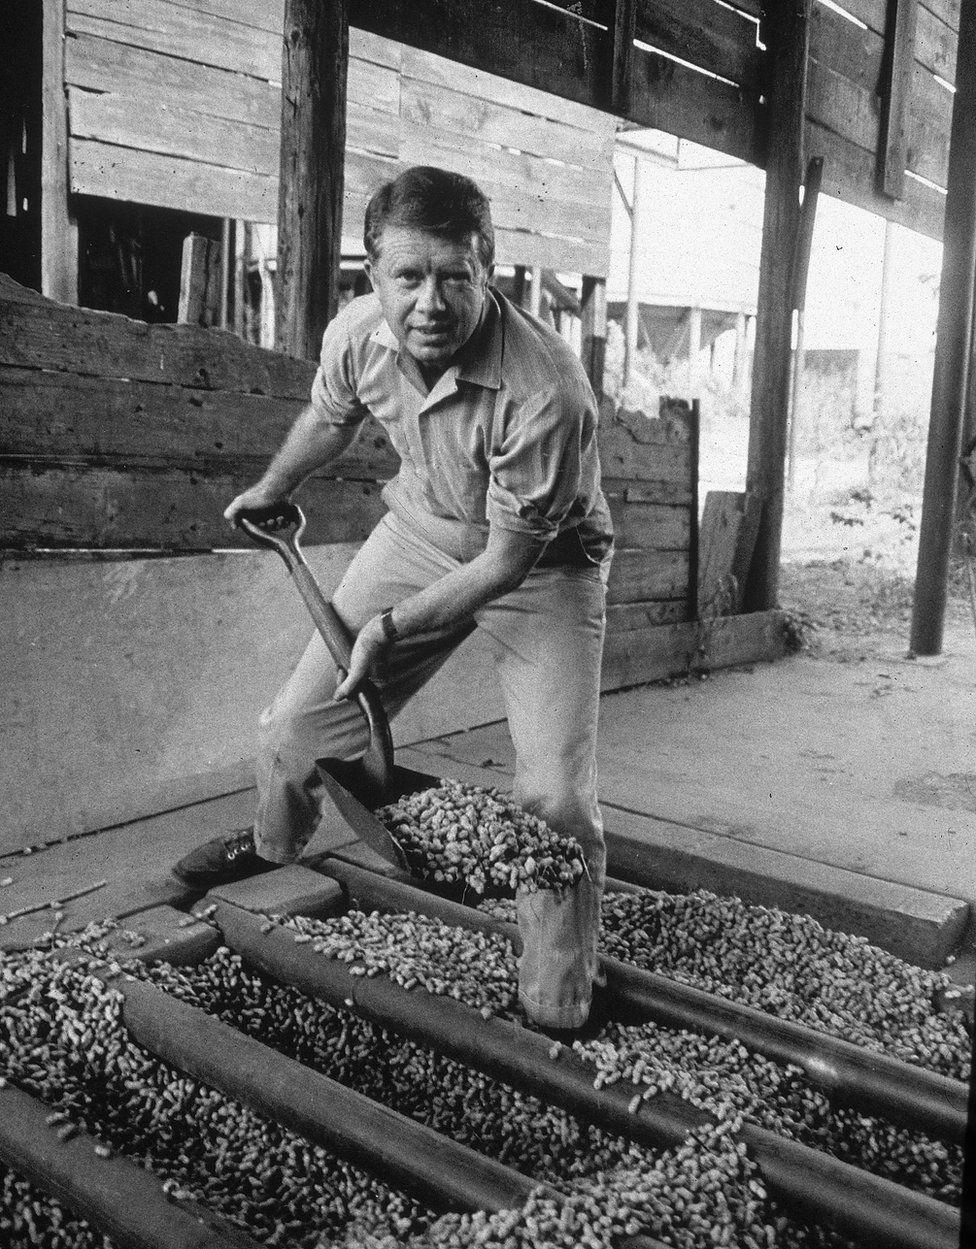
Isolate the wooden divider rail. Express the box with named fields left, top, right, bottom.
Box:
left=0, top=1082, right=262, bottom=1249
left=320, top=854, right=968, bottom=1147
left=213, top=900, right=960, bottom=1249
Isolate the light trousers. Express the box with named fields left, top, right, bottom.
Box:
left=253, top=510, right=608, bottom=1028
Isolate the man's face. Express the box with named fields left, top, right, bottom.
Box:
left=365, top=226, right=492, bottom=370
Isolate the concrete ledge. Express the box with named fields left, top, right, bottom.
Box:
left=207, top=865, right=344, bottom=920
left=398, top=748, right=970, bottom=969
left=604, top=808, right=970, bottom=969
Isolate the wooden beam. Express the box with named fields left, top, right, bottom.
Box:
left=743, top=0, right=812, bottom=612
left=877, top=0, right=920, bottom=200
left=275, top=0, right=349, bottom=360
left=40, top=0, right=76, bottom=303
left=910, top=0, right=976, bottom=654
left=611, top=0, right=637, bottom=115
left=580, top=275, right=607, bottom=398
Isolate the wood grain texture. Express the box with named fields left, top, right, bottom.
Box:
left=66, top=0, right=281, bottom=79
left=807, top=119, right=946, bottom=239
left=634, top=0, right=762, bottom=90
left=807, top=10, right=951, bottom=190
left=41, top=0, right=77, bottom=303
left=0, top=369, right=399, bottom=477
left=605, top=599, right=689, bottom=630
left=1, top=462, right=385, bottom=549
left=697, top=489, right=761, bottom=614
left=744, top=0, right=811, bottom=610
left=607, top=548, right=690, bottom=603
left=0, top=291, right=314, bottom=394
left=275, top=0, right=349, bottom=357
left=70, top=137, right=278, bottom=221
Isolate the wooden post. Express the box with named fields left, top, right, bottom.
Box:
left=742, top=0, right=811, bottom=612
left=178, top=233, right=223, bottom=327
left=611, top=0, right=637, bottom=115
left=909, top=0, right=976, bottom=655
left=581, top=275, right=607, bottom=397
left=877, top=0, right=919, bottom=200
left=40, top=0, right=76, bottom=303
left=624, top=155, right=646, bottom=388
left=275, top=0, right=348, bottom=360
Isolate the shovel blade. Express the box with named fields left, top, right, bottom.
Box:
left=317, top=760, right=410, bottom=872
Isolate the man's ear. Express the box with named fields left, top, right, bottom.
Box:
left=363, top=258, right=376, bottom=291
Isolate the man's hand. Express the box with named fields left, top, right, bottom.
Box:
left=333, top=614, right=390, bottom=701
left=224, top=482, right=288, bottom=527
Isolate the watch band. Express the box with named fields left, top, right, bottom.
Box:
left=379, top=608, right=399, bottom=643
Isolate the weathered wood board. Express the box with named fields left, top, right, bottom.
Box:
left=62, top=8, right=615, bottom=274
left=46, top=0, right=959, bottom=257
left=697, top=490, right=761, bottom=616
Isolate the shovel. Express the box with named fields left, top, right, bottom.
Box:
left=236, top=501, right=408, bottom=870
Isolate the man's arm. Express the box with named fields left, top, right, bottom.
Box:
left=224, top=406, right=360, bottom=522
left=333, top=526, right=544, bottom=699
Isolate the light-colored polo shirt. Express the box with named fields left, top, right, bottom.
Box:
left=310, top=287, right=613, bottom=564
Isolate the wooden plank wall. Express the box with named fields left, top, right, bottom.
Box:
left=59, top=0, right=956, bottom=249
left=0, top=274, right=394, bottom=550
left=1, top=274, right=698, bottom=847
left=63, top=2, right=615, bottom=276
left=1, top=275, right=695, bottom=622
left=349, top=0, right=955, bottom=241
left=806, top=0, right=955, bottom=240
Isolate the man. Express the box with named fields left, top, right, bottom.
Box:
left=174, top=166, right=614, bottom=1034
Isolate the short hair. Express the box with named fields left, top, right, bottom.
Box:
left=363, top=166, right=495, bottom=269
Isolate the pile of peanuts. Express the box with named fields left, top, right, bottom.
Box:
left=376, top=780, right=586, bottom=895
left=0, top=879, right=968, bottom=1249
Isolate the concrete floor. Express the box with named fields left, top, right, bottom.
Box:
left=411, top=644, right=976, bottom=903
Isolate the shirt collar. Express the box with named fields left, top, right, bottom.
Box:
left=368, top=289, right=503, bottom=392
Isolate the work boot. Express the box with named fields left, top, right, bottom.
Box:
left=172, top=829, right=276, bottom=889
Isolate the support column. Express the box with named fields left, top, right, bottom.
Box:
left=40, top=0, right=77, bottom=303
left=581, top=275, right=607, bottom=398
left=909, top=0, right=976, bottom=655
left=743, top=0, right=812, bottom=612
left=624, top=155, right=646, bottom=388
left=275, top=0, right=348, bottom=360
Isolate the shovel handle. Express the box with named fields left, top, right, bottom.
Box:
left=235, top=502, right=352, bottom=670
left=235, top=502, right=395, bottom=793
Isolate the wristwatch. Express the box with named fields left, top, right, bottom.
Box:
left=379, top=608, right=399, bottom=643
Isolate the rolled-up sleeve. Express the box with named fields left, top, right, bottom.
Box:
left=486, top=385, right=591, bottom=541
left=309, top=312, right=369, bottom=427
